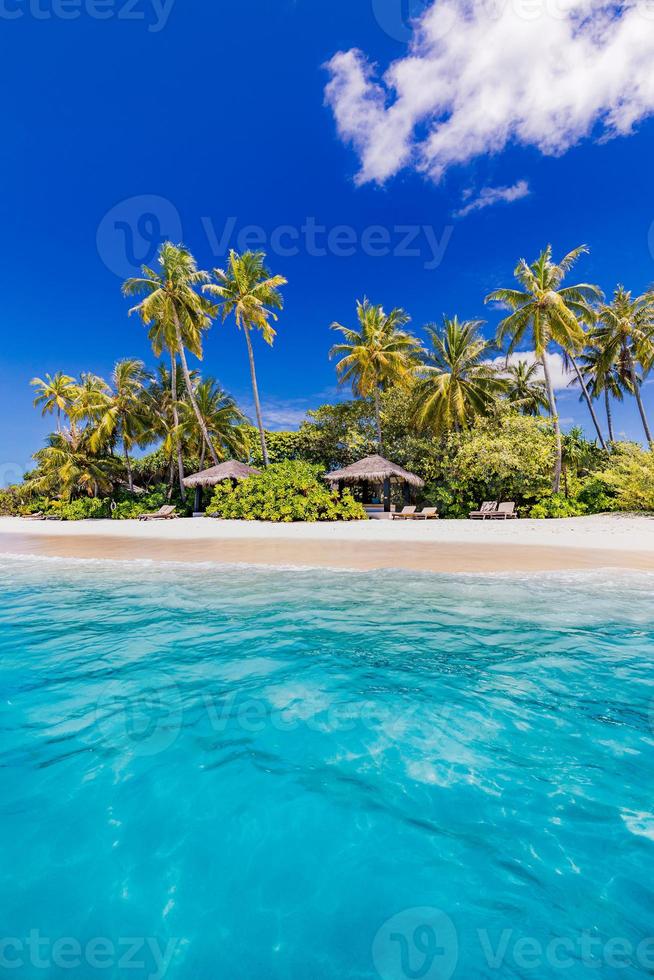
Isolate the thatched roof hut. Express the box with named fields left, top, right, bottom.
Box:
left=324, top=454, right=424, bottom=489
left=183, top=460, right=260, bottom=489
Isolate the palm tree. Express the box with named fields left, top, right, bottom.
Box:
left=123, top=242, right=220, bottom=472
left=486, top=245, right=602, bottom=491
left=411, top=316, right=506, bottom=434
left=71, top=373, right=112, bottom=432
left=203, top=250, right=287, bottom=467
left=179, top=378, right=247, bottom=470
left=28, top=429, right=121, bottom=500
left=594, top=286, right=654, bottom=444
left=30, top=372, right=77, bottom=432
left=88, top=359, right=152, bottom=491
left=147, top=363, right=186, bottom=498
left=576, top=344, right=633, bottom=444
left=561, top=426, right=597, bottom=498
left=330, top=298, right=419, bottom=449
left=504, top=360, right=549, bottom=415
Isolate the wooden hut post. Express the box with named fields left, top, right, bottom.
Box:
left=383, top=477, right=391, bottom=513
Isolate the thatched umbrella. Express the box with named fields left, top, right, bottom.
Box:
left=324, top=454, right=424, bottom=513
left=183, top=460, right=260, bottom=512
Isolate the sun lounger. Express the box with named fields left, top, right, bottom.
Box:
left=413, top=507, right=439, bottom=520
left=391, top=506, right=417, bottom=520
left=138, top=505, right=177, bottom=522
left=21, top=512, right=45, bottom=520
left=490, top=502, right=517, bottom=520
left=469, top=502, right=497, bottom=520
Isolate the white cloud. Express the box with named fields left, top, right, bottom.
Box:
left=487, top=350, right=574, bottom=391
left=325, top=1, right=654, bottom=184
left=454, top=180, right=530, bottom=218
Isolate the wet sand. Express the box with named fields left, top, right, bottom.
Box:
left=1, top=530, right=653, bottom=574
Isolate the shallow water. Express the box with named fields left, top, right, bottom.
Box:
left=1, top=557, right=653, bottom=979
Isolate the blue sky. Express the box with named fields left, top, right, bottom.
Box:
left=2, top=0, right=654, bottom=484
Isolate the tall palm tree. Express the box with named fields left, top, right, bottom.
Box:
left=594, top=286, right=654, bottom=444
left=504, top=360, right=549, bottom=416
left=88, top=359, right=152, bottom=491
left=123, top=242, right=220, bottom=471
left=330, top=298, right=419, bottom=449
left=179, top=378, right=247, bottom=470
left=411, top=316, right=505, bottom=434
left=147, top=363, right=186, bottom=498
left=203, top=250, right=287, bottom=467
left=486, top=245, right=602, bottom=492
left=30, top=372, right=77, bottom=432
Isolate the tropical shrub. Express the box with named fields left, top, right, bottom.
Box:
left=575, top=477, right=618, bottom=514
left=596, top=445, right=654, bottom=512
left=111, top=487, right=170, bottom=520
left=0, top=487, right=28, bottom=516
left=451, top=413, right=556, bottom=503
left=529, top=494, right=588, bottom=519
left=49, top=497, right=110, bottom=521
left=206, top=461, right=367, bottom=522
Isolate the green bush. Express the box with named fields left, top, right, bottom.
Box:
left=575, top=477, right=618, bottom=514
left=529, top=494, right=588, bottom=519
left=206, top=461, right=367, bottom=522
left=51, top=497, right=110, bottom=521
left=596, top=444, right=654, bottom=512
left=1, top=487, right=35, bottom=516
left=110, top=487, right=169, bottom=520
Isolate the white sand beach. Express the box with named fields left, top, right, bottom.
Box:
left=1, top=514, right=653, bottom=573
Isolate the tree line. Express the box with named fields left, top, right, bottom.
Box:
left=26, top=240, right=654, bottom=502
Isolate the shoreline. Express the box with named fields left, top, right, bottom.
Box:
left=1, top=514, right=653, bottom=574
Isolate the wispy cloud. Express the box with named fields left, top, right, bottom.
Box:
left=454, top=180, right=530, bottom=219
left=325, top=2, right=654, bottom=185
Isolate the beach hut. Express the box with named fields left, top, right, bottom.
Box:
left=183, top=460, right=260, bottom=513
left=324, top=454, right=424, bottom=515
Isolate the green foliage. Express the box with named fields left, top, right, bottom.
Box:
left=206, top=461, right=366, bottom=522
left=596, top=444, right=654, bottom=512
left=110, top=487, right=169, bottom=520
left=0, top=487, right=27, bottom=516
left=48, top=497, right=110, bottom=521
left=529, top=494, right=588, bottom=519
left=575, top=477, right=618, bottom=514
left=449, top=412, right=556, bottom=508
left=247, top=427, right=305, bottom=467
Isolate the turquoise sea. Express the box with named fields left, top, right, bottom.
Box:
left=1, top=557, right=653, bottom=979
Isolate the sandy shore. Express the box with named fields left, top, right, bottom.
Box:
left=1, top=514, right=653, bottom=573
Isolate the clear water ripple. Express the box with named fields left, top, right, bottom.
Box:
left=0, top=557, right=653, bottom=979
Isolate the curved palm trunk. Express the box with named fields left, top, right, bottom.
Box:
left=373, top=387, right=383, bottom=451
left=570, top=357, right=607, bottom=450
left=604, top=389, right=615, bottom=444
left=541, top=353, right=562, bottom=493
left=170, top=352, right=186, bottom=495
left=244, top=326, right=269, bottom=467
left=172, top=314, right=220, bottom=467
left=627, top=353, right=653, bottom=444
